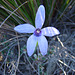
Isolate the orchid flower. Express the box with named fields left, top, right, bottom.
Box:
left=14, top=5, right=60, bottom=56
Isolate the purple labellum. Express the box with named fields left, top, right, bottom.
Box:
left=34, top=28, right=42, bottom=36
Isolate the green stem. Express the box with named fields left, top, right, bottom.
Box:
left=37, top=46, right=40, bottom=75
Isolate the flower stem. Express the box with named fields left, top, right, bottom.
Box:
left=37, top=46, right=40, bottom=75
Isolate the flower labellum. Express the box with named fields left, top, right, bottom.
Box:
left=14, top=5, right=60, bottom=56
left=34, top=28, right=41, bottom=36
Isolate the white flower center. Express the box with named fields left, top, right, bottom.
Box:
left=36, top=30, right=40, bottom=33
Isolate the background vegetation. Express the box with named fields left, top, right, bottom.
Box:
left=0, top=0, right=75, bottom=75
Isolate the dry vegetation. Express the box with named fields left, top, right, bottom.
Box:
left=0, top=0, right=75, bottom=75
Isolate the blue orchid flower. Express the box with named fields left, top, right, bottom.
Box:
left=14, top=5, right=60, bottom=56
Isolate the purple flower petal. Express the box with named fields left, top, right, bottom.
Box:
left=42, top=27, right=60, bottom=37
left=38, top=36, right=48, bottom=55
left=27, top=35, right=37, bottom=56
left=35, top=5, right=45, bottom=29
left=14, top=24, right=35, bottom=33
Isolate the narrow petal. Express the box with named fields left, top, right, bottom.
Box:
left=38, top=36, right=48, bottom=55
left=35, top=5, right=45, bottom=29
left=14, top=24, right=35, bottom=33
left=42, top=27, right=60, bottom=37
left=27, top=35, right=37, bottom=56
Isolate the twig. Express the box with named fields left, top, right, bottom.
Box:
left=58, top=59, right=75, bottom=72
left=0, top=42, right=15, bottom=52
left=14, top=32, right=20, bottom=75
left=0, top=38, right=26, bottom=52
left=0, top=34, right=29, bottom=46
left=0, top=43, right=17, bottom=69
left=57, top=36, right=67, bottom=49
left=24, top=53, right=38, bottom=74
left=57, top=62, right=67, bottom=75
